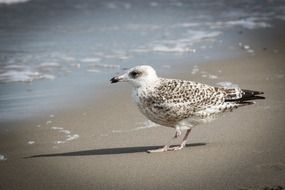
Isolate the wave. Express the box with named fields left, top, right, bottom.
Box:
left=0, top=70, right=55, bottom=83
left=0, top=0, right=30, bottom=5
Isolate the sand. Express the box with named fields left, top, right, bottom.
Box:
left=1, top=35, right=285, bottom=190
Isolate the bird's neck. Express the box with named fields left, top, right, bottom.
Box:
left=131, top=76, right=159, bottom=89
left=135, top=78, right=160, bottom=91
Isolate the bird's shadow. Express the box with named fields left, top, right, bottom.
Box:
left=26, top=143, right=206, bottom=158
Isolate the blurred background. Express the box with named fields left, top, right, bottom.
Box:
left=0, top=0, right=284, bottom=121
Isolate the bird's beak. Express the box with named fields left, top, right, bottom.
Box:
left=110, top=76, right=121, bottom=83
left=110, top=74, right=127, bottom=84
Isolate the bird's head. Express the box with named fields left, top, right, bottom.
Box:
left=110, top=65, right=158, bottom=88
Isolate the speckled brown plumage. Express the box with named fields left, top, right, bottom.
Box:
left=134, top=78, right=245, bottom=127
left=111, top=65, right=265, bottom=152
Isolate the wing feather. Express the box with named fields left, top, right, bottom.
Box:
left=153, top=78, right=225, bottom=110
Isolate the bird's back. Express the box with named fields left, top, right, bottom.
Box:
left=134, top=77, right=265, bottom=127
left=134, top=78, right=225, bottom=126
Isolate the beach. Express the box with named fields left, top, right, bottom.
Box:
left=1, top=0, right=285, bottom=189
left=1, top=49, right=285, bottom=190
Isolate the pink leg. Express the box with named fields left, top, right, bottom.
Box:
left=168, top=128, right=192, bottom=151
left=147, top=128, right=182, bottom=153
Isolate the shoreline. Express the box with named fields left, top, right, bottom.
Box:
left=0, top=50, right=284, bottom=189
left=1, top=1, right=285, bottom=189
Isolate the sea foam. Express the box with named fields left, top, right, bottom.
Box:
left=0, top=154, right=7, bottom=161
left=0, top=70, right=55, bottom=83
left=0, top=0, right=30, bottom=4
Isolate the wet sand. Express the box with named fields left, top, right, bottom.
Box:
left=1, top=0, right=285, bottom=189
left=0, top=46, right=285, bottom=190
left=1, top=19, right=285, bottom=190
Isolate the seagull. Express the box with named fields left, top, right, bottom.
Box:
left=110, top=65, right=265, bottom=153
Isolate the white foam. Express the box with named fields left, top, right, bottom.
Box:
left=0, top=154, right=7, bottom=161
left=0, top=0, right=30, bottom=4
left=152, top=44, right=194, bottom=53
left=176, top=17, right=271, bottom=30
left=100, top=51, right=131, bottom=60
left=58, top=55, right=76, bottom=61
left=1, top=53, right=77, bottom=83
left=43, top=74, right=56, bottom=80
left=46, top=120, right=52, bottom=125
left=186, top=31, right=221, bottom=41
left=225, top=19, right=271, bottom=29
left=39, top=62, right=60, bottom=68
left=247, top=49, right=255, bottom=54
left=111, top=129, right=122, bottom=133
left=135, top=30, right=220, bottom=54
left=4, top=65, right=27, bottom=70
left=111, top=120, right=158, bottom=134
left=51, top=126, right=79, bottom=144
left=238, top=42, right=255, bottom=54
left=136, top=120, right=158, bottom=129
left=55, top=141, right=64, bottom=144
left=0, top=70, right=55, bottom=83
left=243, top=45, right=250, bottom=50
left=60, top=130, right=71, bottom=135
left=117, top=55, right=130, bottom=60
left=191, top=65, right=199, bottom=74
left=86, top=69, right=101, bottom=73
left=208, top=75, right=218, bottom=79
left=216, top=81, right=239, bottom=88
left=37, top=62, right=61, bottom=73
left=54, top=134, right=79, bottom=144
left=66, top=134, right=79, bottom=141
left=0, top=70, right=38, bottom=82
left=199, top=70, right=218, bottom=80
left=28, top=141, right=35, bottom=145
left=173, top=22, right=200, bottom=28
left=51, top=126, right=63, bottom=130
left=92, top=63, right=120, bottom=69
left=80, top=58, right=101, bottom=63
left=126, top=24, right=160, bottom=31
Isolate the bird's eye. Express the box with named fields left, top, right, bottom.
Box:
left=129, top=70, right=142, bottom=79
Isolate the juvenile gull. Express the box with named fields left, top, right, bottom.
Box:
left=110, top=65, right=265, bottom=153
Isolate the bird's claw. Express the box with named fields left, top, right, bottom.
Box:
left=147, top=145, right=185, bottom=153
left=147, top=147, right=168, bottom=153
left=167, top=145, right=184, bottom=151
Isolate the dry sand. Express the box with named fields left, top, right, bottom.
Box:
left=1, top=45, right=285, bottom=189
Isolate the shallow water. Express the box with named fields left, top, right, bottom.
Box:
left=0, top=0, right=284, bottom=122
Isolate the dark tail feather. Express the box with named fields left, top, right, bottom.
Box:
left=241, top=89, right=264, bottom=99
left=226, top=89, right=265, bottom=102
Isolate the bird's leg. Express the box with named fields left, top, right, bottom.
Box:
left=174, top=127, right=182, bottom=138
left=147, top=127, right=182, bottom=153
left=180, top=128, right=192, bottom=148
left=168, top=128, right=192, bottom=151
left=147, top=146, right=168, bottom=153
